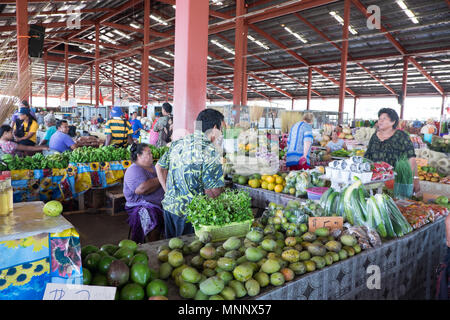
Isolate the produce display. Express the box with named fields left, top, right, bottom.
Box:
left=330, top=149, right=351, bottom=158
left=415, top=148, right=449, bottom=176
left=425, top=135, right=450, bottom=154
left=418, top=165, right=449, bottom=183
left=284, top=170, right=326, bottom=197
left=395, top=199, right=449, bottom=230
left=371, top=162, right=394, bottom=181
left=1, top=152, right=70, bottom=170
left=69, top=146, right=130, bottom=163
left=310, top=149, right=332, bottom=165
left=185, top=190, right=253, bottom=229
left=353, top=127, right=376, bottom=144
left=81, top=239, right=169, bottom=300
left=319, top=178, right=413, bottom=238
left=149, top=145, right=169, bottom=160
left=150, top=206, right=364, bottom=300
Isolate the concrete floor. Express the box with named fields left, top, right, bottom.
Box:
left=63, top=211, right=130, bottom=248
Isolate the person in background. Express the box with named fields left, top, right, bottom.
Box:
left=153, top=102, right=173, bottom=147
left=130, top=112, right=144, bottom=141
left=286, top=112, right=315, bottom=170
left=364, top=108, right=420, bottom=193
left=97, top=114, right=104, bottom=124
left=420, top=118, right=437, bottom=135
left=326, top=129, right=347, bottom=154
left=36, top=110, right=45, bottom=126
left=40, top=114, right=57, bottom=146
left=123, top=143, right=165, bottom=243
left=0, top=125, right=48, bottom=155
left=10, top=100, right=36, bottom=127
left=104, top=106, right=133, bottom=147
left=13, top=107, right=39, bottom=146
left=49, top=120, right=78, bottom=153
left=155, top=109, right=225, bottom=238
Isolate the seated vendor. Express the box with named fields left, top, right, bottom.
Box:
left=123, top=143, right=165, bottom=243
left=326, top=130, right=347, bottom=154
left=0, top=125, right=49, bottom=155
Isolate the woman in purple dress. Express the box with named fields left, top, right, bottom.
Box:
left=123, top=143, right=165, bottom=243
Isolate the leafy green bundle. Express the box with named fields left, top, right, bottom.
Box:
left=394, top=156, right=413, bottom=185
left=186, top=190, right=254, bottom=227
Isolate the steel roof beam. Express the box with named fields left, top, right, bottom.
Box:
left=351, top=0, right=445, bottom=95
left=294, top=12, right=397, bottom=96
left=248, top=24, right=357, bottom=97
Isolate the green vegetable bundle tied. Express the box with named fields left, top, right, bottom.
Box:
left=394, top=156, right=413, bottom=185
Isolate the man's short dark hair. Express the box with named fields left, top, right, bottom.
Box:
left=196, top=109, right=225, bottom=133
left=378, top=108, right=399, bottom=129
left=162, top=102, right=172, bottom=114
left=56, top=119, right=68, bottom=129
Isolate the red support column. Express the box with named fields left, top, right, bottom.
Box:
left=141, top=0, right=150, bottom=113
left=338, top=0, right=351, bottom=125
left=173, top=0, right=209, bottom=134
left=307, top=67, right=312, bottom=110
left=16, top=0, right=29, bottom=101
left=111, top=59, right=115, bottom=106
left=95, top=24, right=100, bottom=107
left=90, top=64, right=93, bottom=105
left=233, top=0, right=248, bottom=122
left=401, top=56, right=409, bottom=119
left=44, top=50, right=48, bottom=108
left=65, top=42, right=69, bottom=101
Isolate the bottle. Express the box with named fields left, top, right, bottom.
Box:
left=3, top=172, right=13, bottom=214
left=0, top=175, right=8, bottom=216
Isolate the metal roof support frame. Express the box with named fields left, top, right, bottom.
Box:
left=338, top=0, right=351, bottom=125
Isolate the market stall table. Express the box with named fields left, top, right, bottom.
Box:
left=232, top=183, right=307, bottom=209
left=139, top=217, right=446, bottom=300
left=0, top=202, right=83, bottom=300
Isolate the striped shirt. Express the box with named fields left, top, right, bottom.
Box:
left=104, top=117, right=133, bottom=146
left=286, top=121, right=314, bottom=166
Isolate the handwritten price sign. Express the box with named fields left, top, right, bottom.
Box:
left=43, top=283, right=116, bottom=300
left=308, top=217, right=343, bottom=233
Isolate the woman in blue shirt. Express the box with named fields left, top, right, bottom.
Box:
left=326, top=130, right=347, bottom=153
left=286, top=113, right=314, bottom=170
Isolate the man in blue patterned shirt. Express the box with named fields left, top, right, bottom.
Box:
left=155, top=109, right=226, bottom=238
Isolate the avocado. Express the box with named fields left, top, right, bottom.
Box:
left=120, top=283, right=145, bottom=300
left=84, top=252, right=101, bottom=272
left=97, top=255, right=117, bottom=275
left=81, top=245, right=99, bottom=260
left=181, top=266, right=202, bottom=284
left=169, top=237, right=184, bottom=250
left=107, top=260, right=130, bottom=287
left=118, top=239, right=138, bottom=253
left=200, top=246, right=216, bottom=260
left=100, top=244, right=119, bottom=256
left=188, top=240, right=203, bottom=253
left=83, top=268, right=92, bottom=285
left=129, top=253, right=148, bottom=266
left=130, top=262, right=152, bottom=286
left=114, top=247, right=134, bottom=260
left=190, top=255, right=205, bottom=268
left=91, top=273, right=108, bottom=286
left=158, top=262, right=173, bottom=280
left=168, top=250, right=185, bottom=268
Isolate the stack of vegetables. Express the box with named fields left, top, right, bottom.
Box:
left=69, top=146, right=130, bottom=163
left=1, top=152, right=70, bottom=170
left=418, top=165, right=448, bottom=183
left=284, top=170, right=326, bottom=197
left=395, top=199, right=449, bottom=230
left=320, top=178, right=413, bottom=238
left=149, top=145, right=169, bottom=160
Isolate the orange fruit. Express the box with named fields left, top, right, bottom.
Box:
left=267, top=183, right=275, bottom=191
left=274, top=184, right=284, bottom=193
left=289, top=188, right=296, bottom=195
left=261, top=181, right=269, bottom=190
left=275, top=177, right=284, bottom=185
left=266, top=176, right=275, bottom=184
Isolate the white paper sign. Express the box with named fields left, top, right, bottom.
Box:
left=43, top=283, right=116, bottom=300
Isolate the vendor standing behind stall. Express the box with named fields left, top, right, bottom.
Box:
left=104, top=106, right=133, bottom=147
left=0, top=125, right=49, bottom=155
left=326, top=130, right=347, bottom=154
left=130, top=112, right=144, bottom=141
left=123, top=143, right=164, bottom=243
left=155, top=109, right=225, bottom=238
left=286, top=112, right=314, bottom=170
left=364, top=108, right=420, bottom=193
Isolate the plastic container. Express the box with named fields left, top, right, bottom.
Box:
left=306, top=187, right=329, bottom=201
left=394, top=183, right=414, bottom=200
left=194, top=219, right=253, bottom=242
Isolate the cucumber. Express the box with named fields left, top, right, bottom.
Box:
left=384, top=195, right=412, bottom=235
left=368, top=196, right=387, bottom=238
left=331, top=194, right=340, bottom=216
left=326, top=192, right=338, bottom=215
left=320, top=188, right=333, bottom=209
left=374, top=194, right=395, bottom=238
